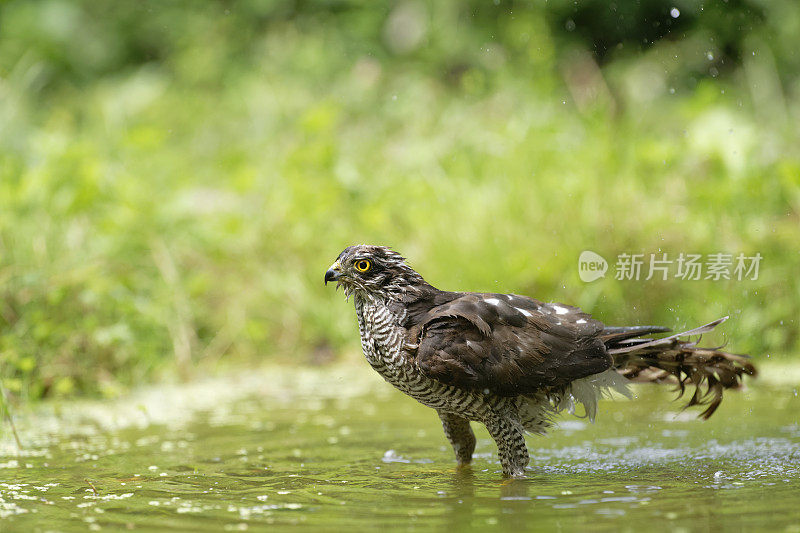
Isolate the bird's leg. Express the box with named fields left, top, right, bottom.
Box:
left=438, top=411, right=476, bottom=467
left=483, top=416, right=529, bottom=478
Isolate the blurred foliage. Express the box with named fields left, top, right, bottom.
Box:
left=0, top=0, right=798, bottom=401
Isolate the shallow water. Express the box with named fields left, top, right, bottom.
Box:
left=1, top=366, right=799, bottom=531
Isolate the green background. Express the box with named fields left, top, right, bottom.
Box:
left=0, top=0, right=798, bottom=401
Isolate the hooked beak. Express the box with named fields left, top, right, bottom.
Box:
left=324, top=261, right=342, bottom=285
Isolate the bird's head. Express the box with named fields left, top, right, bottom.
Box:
left=325, top=244, right=425, bottom=301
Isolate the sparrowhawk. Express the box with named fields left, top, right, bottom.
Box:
left=325, top=244, right=756, bottom=477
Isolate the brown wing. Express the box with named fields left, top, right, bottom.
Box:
left=413, top=293, right=611, bottom=395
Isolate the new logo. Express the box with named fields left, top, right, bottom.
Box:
left=578, top=250, right=608, bottom=282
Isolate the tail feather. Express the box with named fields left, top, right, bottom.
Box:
left=607, top=316, right=729, bottom=355
left=601, top=325, right=672, bottom=347
left=606, top=317, right=757, bottom=419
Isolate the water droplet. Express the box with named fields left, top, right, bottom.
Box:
left=670, top=7, right=680, bottom=18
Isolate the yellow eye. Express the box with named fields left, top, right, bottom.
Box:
left=354, top=259, right=371, bottom=272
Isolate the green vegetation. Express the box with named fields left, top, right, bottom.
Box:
left=0, top=0, right=798, bottom=401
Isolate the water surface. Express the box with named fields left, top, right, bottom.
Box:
left=2, top=365, right=799, bottom=531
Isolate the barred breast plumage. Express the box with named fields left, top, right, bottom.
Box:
left=355, top=295, right=518, bottom=420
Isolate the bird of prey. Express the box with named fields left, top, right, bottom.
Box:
left=325, top=244, right=756, bottom=477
